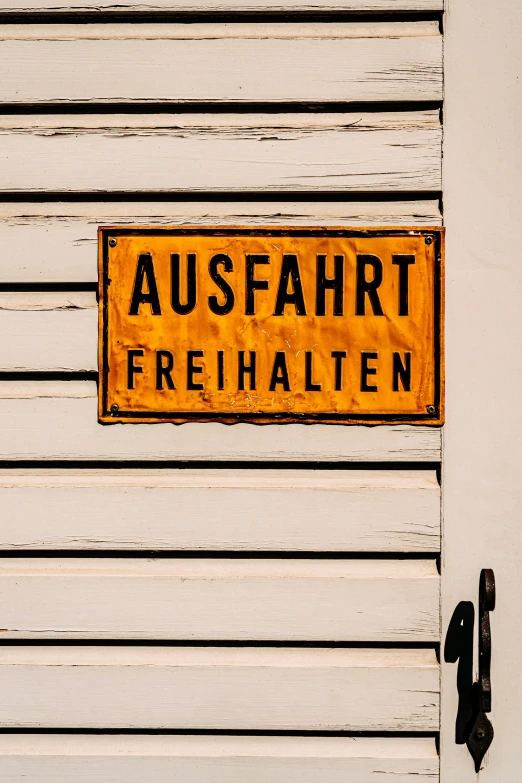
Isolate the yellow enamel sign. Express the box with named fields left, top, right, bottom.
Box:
left=98, top=227, right=443, bottom=424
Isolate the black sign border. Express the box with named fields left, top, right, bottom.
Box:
left=100, top=227, right=443, bottom=424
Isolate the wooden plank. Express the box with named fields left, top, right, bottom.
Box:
left=0, top=2, right=445, bottom=13
left=0, top=201, right=442, bottom=283
left=0, top=22, right=442, bottom=37
left=0, top=382, right=441, bottom=461
left=0, top=468, right=440, bottom=551
left=0, top=23, right=441, bottom=104
left=0, top=735, right=440, bottom=783
left=0, top=558, right=439, bottom=640
left=0, top=294, right=95, bottom=373
left=0, top=647, right=440, bottom=730
left=0, top=112, right=441, bottom=193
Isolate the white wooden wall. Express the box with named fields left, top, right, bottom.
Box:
left=0, top=2, right=443, bottom=780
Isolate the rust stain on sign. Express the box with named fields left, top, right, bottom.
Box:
left=98, top=227, right=444, bottom=424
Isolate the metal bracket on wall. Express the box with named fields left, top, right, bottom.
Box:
left=466, top=568, right=496, bottom=772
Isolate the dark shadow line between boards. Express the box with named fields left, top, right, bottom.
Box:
left=0, top=191, right=443, bottom=203
left=0, top=728, right=439, bottom=738
left=0, top=550, right=440, bottom=559
left=0, top=11, right=443, bottom=25
left=0, top=371, right=97, bottom=379
left=0, top=101, right=442, bottom=115
left=0, top=459, right=441, bottom=471
left=0, top=639, right=440, bottom=650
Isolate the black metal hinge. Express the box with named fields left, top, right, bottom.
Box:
left=466, top=568, right=496, bottom=772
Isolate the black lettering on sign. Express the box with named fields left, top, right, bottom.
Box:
left=217, top=350, right=225, bottom=391
left=274, top=255, right=306, bottom=315
left=269, top=352, right=290, bottom=391
left=305, top=351, right=321, bottom=391
left=171, top=253, right=197, bottom=315
left=238, top=350, right=257, bottom=391
left=393, top=351, right=412, bottom=391
left=127, top=349, right=144, bottom=389
left=361, top=351, right=378, bottom=392
left=316, top=255, right=344, bottom=316
left=356, top=255, right=384, bottom=316
left=392, top=255, right=415, bottom=316
left=208, top=254, right=235, bottom=316
left=245, top=254, right=269, bottom=315
left=156, top=350, right=175, bottom=390
left=331, top=351, right=347, bottom=391
left=187, top=350, right=204, bottom=391
left=129, top=254, right=161, bottom=316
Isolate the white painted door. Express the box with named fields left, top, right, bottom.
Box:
left=0, top=0, right=519, bottom=780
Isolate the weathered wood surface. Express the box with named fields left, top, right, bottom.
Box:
left=0, top=382, right=441, bottom=461
left=0, top=468, right=440, bottom=551
left=0, top=1, right=445, bottom=13
left=0, top=21, right=442, bottom=37
left=0, top=294, right=95, bottom=372
left=0, top=647, right=440, bottom=730
left=0, top=735, right=440, bottom=783
left=0, top=23, right=441, bottom=104
left=0, top=201, right=442, bottom=282
left=0, top=112, right=441, bottom=193
left=0, top=0, right=443, bottom=764
left=0, top=558, right=439, bottom=640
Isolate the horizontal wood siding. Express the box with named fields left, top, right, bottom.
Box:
left=0, top=1, right=443, bottom=755
left=0, top=736, right=440, bottom=783
left=0, top=558, right=439, bottom=640
left=0, top=382, right=441, bottom=460
left=0, top=647, right=440, bottom=730
left=0, top=201, right=442, bottom=282
left=0, top=23, right=441, bottom=104
left=0, top=469, right=440, bottom=551
left=0, top=112, right=441, bottom=193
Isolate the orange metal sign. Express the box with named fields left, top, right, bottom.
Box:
left=98, top=227, right=443, bottom=424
